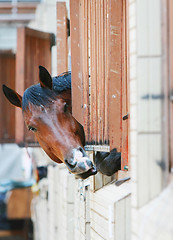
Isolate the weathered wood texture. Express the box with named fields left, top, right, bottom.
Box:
left=121, top=0, right=129, bottom=169
left=0, top=51, right=16, bottom=143
left=70, top=0, right=83, bottom=125
left=56, top=2, right=68, bottom=75
left=15, top=27, right=54, bottom=146
left=70, top=0, right=129, bottom=168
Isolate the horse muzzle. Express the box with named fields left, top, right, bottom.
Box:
left=64, top=147, right=97, bottom=178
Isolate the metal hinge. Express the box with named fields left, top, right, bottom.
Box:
left=122, top=113, right=129, bottom=120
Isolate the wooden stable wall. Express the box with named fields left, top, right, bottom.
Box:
left=0, top=27, right=55, bottom=146
left=32, top=164, right=131, bottom=240
left=0, top=51, right=16, bottom=143
left=70, top=0, right=129, bottom=169
left=15, top=27, right=55, bottom=146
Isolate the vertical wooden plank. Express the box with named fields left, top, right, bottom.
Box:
left=121, top=0, right=129, bottom=169
left=56, top=2, right=68, bottom=75
left=103, top=175, right=113, bottom=186
left=83, top=0, right=90, bottom=142
left=96, top=0, right=100, bottom=144
left=96, top=0, right=105, bottom=144
left=85, top=185, right=90, bottom=240
left=108, top=0, right=123, bottom=151
left=70, top=0, right=83, bottom=125
left=90, top=0, right=98, bottom=144
left=94, top=172, right=103, bottom=191
left=104, top=0, right=109, bottom=144
left=100, top=0, right=105, bottom=144
left=24, top=34, right=35, bottom=143
left=0, top=52, right=15, bottom=143
left=115, top=199, right=125, bottom=240
left=79, top=0, right=90, bottom=142
left=125, top=196, right=131, bottom=240
left=8, top=56, right=16, bottom=141
left=15, top=27, right=26, bottom=145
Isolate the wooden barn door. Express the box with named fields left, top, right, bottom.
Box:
left=0, top=51, right=16, bottom=143
left=15, top=27, right=55, bottom=146
left=70, top=0, right=129, bottom=171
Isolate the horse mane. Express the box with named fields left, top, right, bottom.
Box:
left=22, top=72, right=71, bottom=111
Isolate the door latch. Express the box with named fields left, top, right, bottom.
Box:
left=122, top=113, right=129, bottom=120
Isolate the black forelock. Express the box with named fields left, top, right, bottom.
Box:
left=22, top=72, right=71, bottom=111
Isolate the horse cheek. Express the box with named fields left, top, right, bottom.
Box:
left=33, top=134, right=62, bottom=164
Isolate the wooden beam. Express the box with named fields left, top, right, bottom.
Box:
left=56, top=2, right=68, bottom=75
left=70, top=0, right=83, bottom=125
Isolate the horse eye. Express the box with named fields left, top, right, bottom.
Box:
left=64, top=103, right=68, bottom=113
left=28, top=126, right=37, bottom=132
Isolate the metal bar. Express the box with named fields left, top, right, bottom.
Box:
left=85, top=145, right=110, bottom=152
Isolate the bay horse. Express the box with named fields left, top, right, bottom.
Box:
left=2, top=66, right=97, bottom=179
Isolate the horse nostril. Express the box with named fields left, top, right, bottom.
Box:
left=77, top=147, right=86, bottom=157
left=65, top=160, right=77, bottom=170
left=78, top=147, right=83, bottom=153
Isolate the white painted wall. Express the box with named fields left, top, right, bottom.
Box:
left=129, top=0, right=173, bottom=239
left=0, top=25, right=17, bottom=51
left=130, top=0, right=163, bottom=209
left=90, top=183, right=131, bottom=240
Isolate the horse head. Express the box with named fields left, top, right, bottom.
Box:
left=2, top=66, right=97, bottom=179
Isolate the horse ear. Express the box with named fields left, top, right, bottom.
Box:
left=2, top=84, right=22, bottom=108
left=39, top=66, right=52, bottom=90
